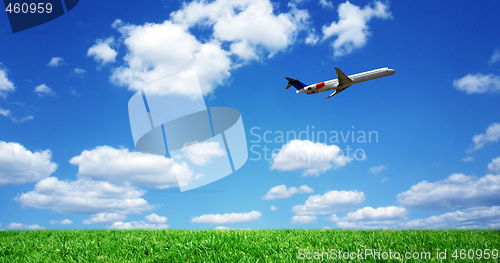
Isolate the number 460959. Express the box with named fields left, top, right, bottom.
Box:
left=6, top=3, right=53, bottom=14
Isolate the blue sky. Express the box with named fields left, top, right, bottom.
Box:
left=1, top=0, right=500, bottom=230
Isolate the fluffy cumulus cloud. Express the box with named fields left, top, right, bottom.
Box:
left=69, top=145, right=192, bottom=189
left=397, top=173, right=500, bottom=210
left=270, top=140, right=351, bottom=176
left=170, top=0, right=308, bottom=56
left=87, top=37, right=118, bottom=66
left=7, top=222, right=45, bottom=230
left=322, top=1, right=391, bottom=57
left=0, top=64, right=15, bottom=98
left=453, top=73, right=500, bottom=94
left=263, top=184, right=314, bottom=200
left=368, top=165, right=387, bottom=176
left=34, top=84, right=56, bottom=97
left=0, top=141, right=57, bottom=185
left=291, top=215, right=317, bottom=224
left=467, top=122, right=500, bottom=153
left=270, top=205, right=278, bottom=211
left=403, top=206, right=500, bottom=229
left=107, top=221, right=169, bottom=230
left=181, top=141, right=226, bottom=165
left=333, top=206, right=408, bottom=229
left=105, top=0, right=309, bottom=96
left=47, top=57, right=64, bottom=67
left=292, top=190, right=365, bottom=215
left=49, top=219, right=73, bottom=225
left=15, top=177, right=154, bottom=214
left=145, top=213, right=167, bottom=224
left=106, top=213, right=169, bottom=229
left=488, top=157, right=500, bottom=173
left=82, top=212, right=127, bottom=225
left=191, top=211, right=262, bottom=224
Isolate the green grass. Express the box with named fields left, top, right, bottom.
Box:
left=0, top=230, right=499, bottom=262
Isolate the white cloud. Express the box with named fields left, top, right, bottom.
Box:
left=181, top=141, right=226, bottom=165
left=304, top=30, right=319, bottom=45
left=326, top=214, right=339, bottom=222
left=49, top=219, right=73, bottom=225
left=292, top=190, right=365, bottom=215
left=462, top=156, right=475, bottom=162
left=191, top=211, right=262, bottom=224
left=16, top=177, right=154, bottom=214
left=322, top=1, right=391, bottom=57
left=342, top=206, right=407, bottom=222
left=111, top=21, right=230, bottom=95
left=87, top=37, right=118, bottom=66
left=171, top=0, right=309, bottom=57
left=468, top=122, right=500, bottom=152
left=0, top=107, right=10, bottom=116
left=47, top=57, right=64, bottom=67
left=0, top=65, right=15, bottom=98
left=263, top=184, right=314, bottom=200
left=107, top=0, right=309, bottom=96
left=453, top=74, right=500, bottom=94
left=145, top=213, right=167, bottom=224
left=73, top=68, right=86, bottom=77
left=270, top=140, right=351, bottom=176
left=69, top=145, right=192, bottom=189
left=34, top=84, right=56, bottom=97
left=270, top=205, right=278, bottom=211
left=403, top=206, right=500, bottom=229
left=82, top=212, right=127, bottom=224
left=214, top=226, right=231, bottom=230
left=105, top=213, right=168, bottom=229
left=291, top=215, right=317, bottom=224
left=229, top=40, right=259, bottom=61
left=7, top=222, right=45, bottom=230
left=318, top=0, right=333, bottom=9
left=106, top=221, right=169, bottom=230
left=368, top=165, right=387, bottom=176
left=397, top=173, right=500, bottom=210
left=490, top=47, right=500, bottom=64
left=0, top=107, right=34, bottom=123
left=0, top=141, right=57, bottom=185
left=329, top=206, right=408, bottom=229
left=488, top=157, right=500, bottom=173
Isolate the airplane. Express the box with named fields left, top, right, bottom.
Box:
left=286, top=67, right=396, bottom=99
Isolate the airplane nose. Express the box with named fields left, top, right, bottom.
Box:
left=389, top=69, right=396, bottom=74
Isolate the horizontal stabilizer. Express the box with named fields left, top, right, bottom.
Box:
left=285, top=77, right=308, bottom=91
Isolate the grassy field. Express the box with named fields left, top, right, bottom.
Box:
left=0, top=229, right=499, bottom=262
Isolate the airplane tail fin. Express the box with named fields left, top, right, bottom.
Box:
left=285, top=77, right=308, bottom=90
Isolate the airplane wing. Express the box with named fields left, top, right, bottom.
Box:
left=335, top=68, right=354, bottom=86
left=325, top=86, right=351, bottom=99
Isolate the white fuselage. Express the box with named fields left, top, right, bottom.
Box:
left=297, top=67, right=396, bottom=94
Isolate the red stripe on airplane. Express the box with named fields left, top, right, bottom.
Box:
left=316, top=82, right=325, bottom=89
